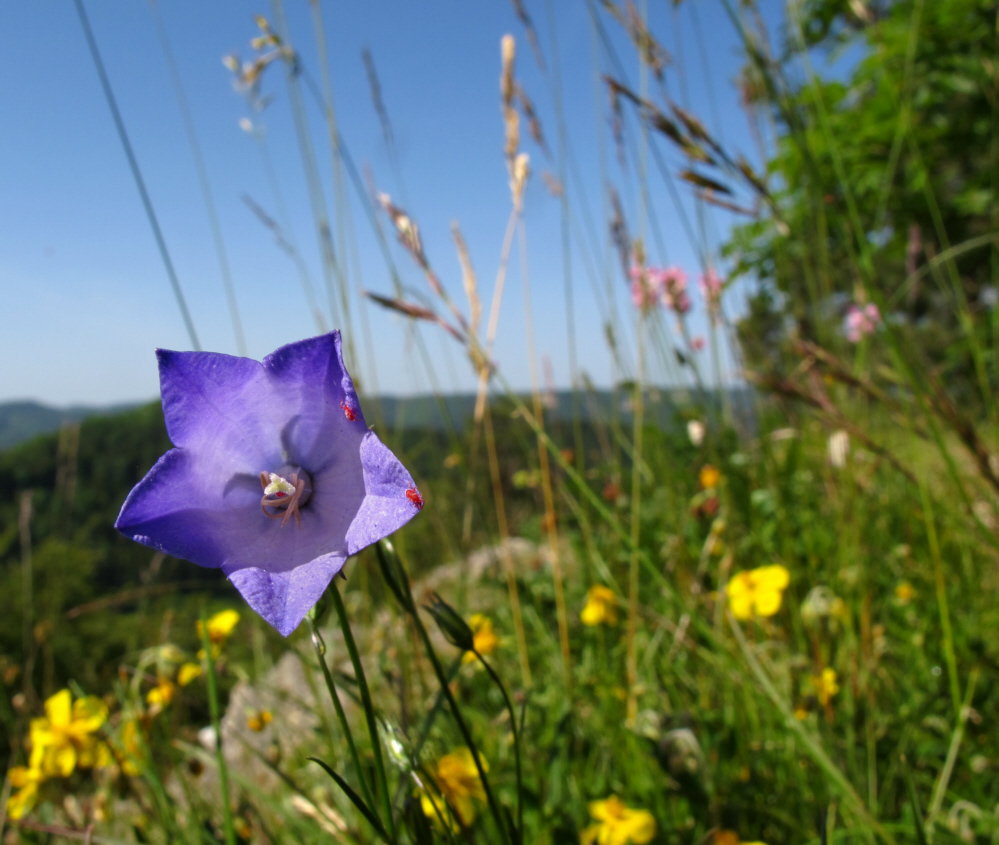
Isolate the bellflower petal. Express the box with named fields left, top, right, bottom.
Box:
left=116, top=331, right=422, bottom=635
left=345, top=434, right=425, bottom=553
left=226, top=554, right=346, bottom=638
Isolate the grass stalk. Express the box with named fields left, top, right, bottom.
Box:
left=482, top=403, right=533, bottom=688
left=269, top=0, right=344, bottom=334
left=517, top=218, right=572, bottom=696
left=199, top=610, right=237, bottom=845
left=729, top=612, right=896, bottom=845
left=925, top=668, right=979, bottom=842
left=381, top=542, right=513, bottom=845
left=917, top=476, right=962, bottom=720
left=473, top=197, right=532, bottom=688
left=625, top=314, right=646, bottom=728
left=74, top=0, right=200, bottom=351
left=326, top=584, right=398, bottom=843
left=305, top=616, right=380, bottom=832
left=149, top=0, right=246, bottom=356
left=475, top=651, right=524, bottom=842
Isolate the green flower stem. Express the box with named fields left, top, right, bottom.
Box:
left=327, top=581, right=398, bottom=844
left=626, top=312, right=647, bottom=728
left=476, top=650, right=523, bottom=842
left=392, top=654, right=464, bottom=811
left=917, top=478, right=962, bottom=720
left=305, top=616, right=381, bottom=835
left=925, top=668, right=979, bottom=841
left=379, top=540, right=512, bottom=844
left=412, top=616, right=511, bottom=845
left=199, top=611, right=237, bottom=845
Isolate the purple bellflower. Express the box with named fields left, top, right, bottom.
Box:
left=115, top=331, right=423, bottom=636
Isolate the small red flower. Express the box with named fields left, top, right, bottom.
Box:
left=406, top=488, right=424, bottom=510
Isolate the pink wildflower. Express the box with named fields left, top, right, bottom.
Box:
left=656, top=267, right=690, bottom=314
left=699, top=269, right=723, bottom=317
left=845, top=303, right=880, bottom=342
left=629, top=261, right=659, bottom=312
left=691, top=336, right=705, bottom=351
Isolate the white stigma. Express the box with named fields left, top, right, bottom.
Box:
left=263, top=473, right=296, bottom=498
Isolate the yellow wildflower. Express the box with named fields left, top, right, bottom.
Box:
left=29, top=689, right=108, bottom=778
left=811, top=668, right=840, bottom=707
left=204, top=609, right=240, bottom=638
left=197, top=609, right=240, bottom=659
left=580, top=795, right=656, bottom=845
left=6, top=759, right=46, bottom=820
left=178, top=662, right=202, bottom=687
left=895, top=581, right=915, bottom=604
left=461, top=615, right=499, bottom=665
left=246, top=710, right=273, bottom=732
left=581, top=585, right=619, bottom=627
left=146, top=678, right=175, bottom=713
left=726, top=565, right=790, bottom=620
left=420, top=748, right=487, bottom=830
left=699, top=464, right=721, bottom=490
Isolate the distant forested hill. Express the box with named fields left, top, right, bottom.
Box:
left=0, top=387, right=756, bottom=452
left=0, top=400, right=144, bottom=451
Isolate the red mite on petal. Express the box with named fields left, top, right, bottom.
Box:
left=406, top=488, right=424, bottom=510
left=339, top=400, right=357, bottom=422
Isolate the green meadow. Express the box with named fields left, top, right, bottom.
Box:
left=3, top=1, right=998, bottom=843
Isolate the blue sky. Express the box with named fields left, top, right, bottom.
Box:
left=2, top=1, right=779, bottom=407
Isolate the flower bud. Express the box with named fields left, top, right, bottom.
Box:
left=424, top=593, right=475, bottom=652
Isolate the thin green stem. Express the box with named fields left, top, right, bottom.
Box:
left=199, top=612, right=237, bottom=845
left=925, top=668, right=979, bottom=842
left=74, top=0, right=200, bottom=351
left=149, top=0, right=245, bottom=356
left=626, top=311, right=646, bottom=728
left=476, top=651, right=523, bottom=842
left=328, top=582, right=398, bottom=843
left=729, top=613, right=896, bottom=845
left=305, top=616, right=379, bottom=830
left=917, top=478, right=962, bottom=720
left=391, top=655, right=463, bottom=811
left=412, top=615, right=511, bottom=845
left=381, top=541, right=511, bottom=845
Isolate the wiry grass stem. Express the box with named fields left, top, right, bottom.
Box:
left=148, top=1, right=245, bottom=356
left=517, top=218, right=571, bottom=696
left=378, top=541, right=513, bottom=845
left=74, top=0, right=200, bottom=351
left=729, top=612, right=896, bottom=845
left=199, top=610, right=237, bottom=845
left=305, top=616, right=380, bottom=836
left=917, top=477, right=962, bottom=721
left=327, top=583, right=398, bottom=843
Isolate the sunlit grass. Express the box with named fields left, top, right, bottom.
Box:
left=3, top=0, right=999, bottom=843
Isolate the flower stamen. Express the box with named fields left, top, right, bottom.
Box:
left=259, top=467, right=312, bottom=528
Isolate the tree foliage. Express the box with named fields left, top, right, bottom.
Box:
left=729, top=0, right=998, bottom=387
